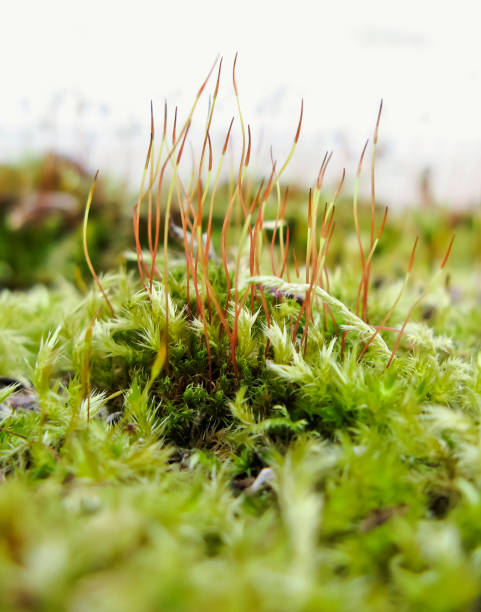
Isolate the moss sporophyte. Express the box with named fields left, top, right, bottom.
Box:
left=3, top=56, right=481, bottom=611
left=83, top=56, right=455, bottom=381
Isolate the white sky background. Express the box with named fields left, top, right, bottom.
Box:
left=1, top=0, right=481, bottom=207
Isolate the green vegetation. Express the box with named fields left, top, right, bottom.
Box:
left=0, top=153, right=127, bottom=288
left=1, top=58, right=481, bottom=610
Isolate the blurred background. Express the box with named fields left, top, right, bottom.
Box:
left=1, top=0, right=480, bottom=287
left=3, top=0, right=481, bottom=206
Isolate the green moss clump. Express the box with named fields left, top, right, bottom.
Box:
left=2, top=61, right=481, bottom=609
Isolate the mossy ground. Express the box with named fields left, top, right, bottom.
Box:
left=1, top=59, right=481, bottom=608
left=2, top=183, right=481, bottom=610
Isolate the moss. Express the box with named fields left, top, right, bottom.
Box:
left=2, top=62, right=481, bottom=609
